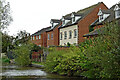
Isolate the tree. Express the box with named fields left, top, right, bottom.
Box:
left=2, top=32, right=14, bottom=53
left=14, top=30, right=30, bottom=46
left=13, top=43, right=34, bottom=66
left=0, top=0, right=13, bottom=30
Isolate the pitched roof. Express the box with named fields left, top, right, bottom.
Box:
left=93, top=3, right=120, bottom=25
left=46, top=20, right=61, bottom=32
left=31, top=26, right=51, bottom=36
left=83, top=27, right=103, bottom=37
left=101, top=9, right=111, bottom=14
left=51, top=19, right=61, bottom=23
left=83, top=18, right=120, bottom=37
left=59, top=2, right=103, bottom=29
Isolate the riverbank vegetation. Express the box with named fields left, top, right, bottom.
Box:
left=45, top=22, right=120, bottom=78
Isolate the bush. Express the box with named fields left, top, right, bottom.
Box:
left=45, top=21, right=120, bottom=78
left=13, top=43, right=33, bottom=66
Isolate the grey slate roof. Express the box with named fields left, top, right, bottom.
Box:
left=84, top=3, right=120, bottom=37
left=51, top=19, right=61, bottom=23
left=46, top=19, right=61, bottom=32
left=31, top=26, right=51, bottom=36
left=59, top=2, right=103, bottom=29
left=91, top=3, right=120, bottom=27
left=83, top=27, right=104, bottom=37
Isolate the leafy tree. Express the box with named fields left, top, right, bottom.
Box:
left=13, top=43, right=34, bottom=66
left=45, top=21, right=120, bottom=78
left=14, top=30, right=30, bottom=46
left=2, top=32, right=14, bottom=53
left=0, top=0, right=13, bottom=30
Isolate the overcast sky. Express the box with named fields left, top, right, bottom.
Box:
left=6, top=0, right=120, bottom=36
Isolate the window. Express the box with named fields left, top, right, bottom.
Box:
left=100, top=15, right=103, bottom=20
left=115, top=10, right=120, bottom=18
left=51, top=33, right=53, bottom=40
left=64, top=31, right=67, bottom=39
left=33, top=36, right=34, bottom=40
left=36, top=36, right=38, bottom=40
left=74, top=29, right=77, bottom=38
left=39, top=35, right=41, bottom=39
left=73, top=17, right=75, bottom=22
left=60, top=32, right=62, bottom=40
left=69, top=30, right=72, bottom=39
left=31, top=36, right=32, bottom=40
left=62, top=20, right=65, bottom=26
left=51, top=23, right=54, bottom=29
left=48, top=34, right=50, bottom=40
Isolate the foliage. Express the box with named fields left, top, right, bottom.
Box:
left=45, top=21, right=120, bottom=78
left=89, top=25, right=94, bottom=32
left=2, top=32, right=14, bottom=53
left=13, top=43, right=34, bottom=66
left=67, top=42, right=70, bottom=47
left=1, top=54, right=10, bottom=63
left=31, top=44, right=42, bottom=52
left=0, top=0, right=13, bottom=30
left=82, top=21, right=120, bottom=78
left=14, top=30, right=30, bottom=46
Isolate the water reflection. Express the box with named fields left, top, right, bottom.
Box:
left=1, top=69, right=47, bottom=76
left=1, top=65, right=81, bottom=80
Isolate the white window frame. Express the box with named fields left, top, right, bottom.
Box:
left=48, top=34, right=50, bottom=40
left=51, top=33, right=53, bottom=40
left=64, top=31, right=67, bottom=39
left=60, top=32, right=62, bottom=40
left=39, top=35, right=41, bottom=39
left=36, top=36, right=38, bottom=40
left=74, top=29, right=77, bottom=38
left=33, top=36, right=34, bottom=40
left=69, top=30, right=72, bottom=39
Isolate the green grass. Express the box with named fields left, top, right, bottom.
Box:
left=32, top=61, right=44, bottom=66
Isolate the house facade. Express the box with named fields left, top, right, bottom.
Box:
left=31, top=27, right=50, bottom=47
left=59, top=2, right=108, bottom=46
left=46, top=19, right=61, bottom=47
left=59, top=24, right=78, bottom=45
left=83, top=3, right=120, bottom=38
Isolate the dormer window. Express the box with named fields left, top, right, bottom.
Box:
left=73, top=17, right=75, bottom=22
left=100, top=15, right=103, bottom=20
left=71, top=12, right=81, bottom=24
left=98, top=8, right=103, bottom=22
left=71, top=13, right=75, bottom=23
left=114, top=4, right=120, bottom=19
left=61, top=17, right=65, bottom=26
left=51, top=23, right=54, bottom=28
left=62, top=20, right=65, bottom=25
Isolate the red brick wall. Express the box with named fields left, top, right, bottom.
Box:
left=47, top=31, right=54, bottom=47
left=31, top=32, right=47, bottom=47
left=31, top=35, right=42, bottom=46
left=47, top=23, right=61, bottom=47
left=94, top=25, right=104, bottom=30
left=42, top=32, right=47, bottom=47
left=78, top=2, right=108, bottom=43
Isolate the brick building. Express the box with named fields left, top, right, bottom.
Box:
left=83, top=3, right=120, bottom=38
left=46, top=19, right=61, bottom=47
left=59, top=2, right=108, bottom=46
left=31, top=27, right=50, bottom=47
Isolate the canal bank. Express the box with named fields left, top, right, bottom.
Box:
left=1, top=64, right=83, bottom=80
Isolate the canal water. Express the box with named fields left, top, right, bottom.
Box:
left=0, top=64, right=81, bottom=80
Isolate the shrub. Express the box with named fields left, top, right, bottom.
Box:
left=45, top=21, right=120, bottom=78
left=13, top=43, right=33, bottom=66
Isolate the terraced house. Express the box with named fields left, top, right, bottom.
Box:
left=31, top=27, right=50, bottom=47
left=46, top=19, right=61, bottom=47
left=59, top=2, right=108, bottom=46
left=83, top=3, right=120, bottom=38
